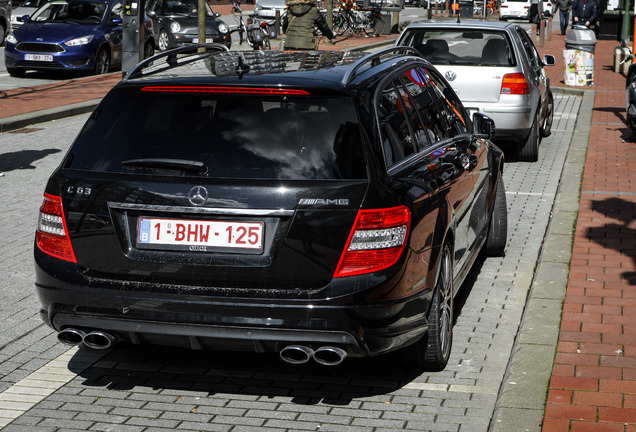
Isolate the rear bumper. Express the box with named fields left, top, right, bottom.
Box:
left=499, top=10, right=529, bottom=19
left=35, top=254, right=432, bottom=358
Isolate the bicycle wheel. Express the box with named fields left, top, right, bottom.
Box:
left=364, top=15, right=384, bottom=36
left=333, top=13, right=349, bottom=36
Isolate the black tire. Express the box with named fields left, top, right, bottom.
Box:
left=363, top=16, right=376, bottom=36
left=7, top=67, right=26, bottom=77
left=143, top=41, right=155, bottom=60
left=518, top=113, right=539, bottom=162
left=372, top=15, right=385, bottom=36
left=94, top=48, right=110, bottom=75
left=540, top=90, right=554, bottom=138
left=158, top=29, right=170, bottom=51
left=0, top=22, right=5, bottom=47
left=402, top=243, right=453, bottom=370
left=484, top=177, right=507, bottom=257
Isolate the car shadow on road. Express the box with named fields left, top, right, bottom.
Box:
left=66, top=343, right=425, bottom=405
left=63, top=261, right=484, bottom=406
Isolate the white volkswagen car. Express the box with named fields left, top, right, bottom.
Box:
left=396, top=20, right=555, bottom=161
left=499, top=0, right=554, bottom=21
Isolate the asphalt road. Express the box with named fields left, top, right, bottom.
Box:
left=0, top=87, right=586, bottom=430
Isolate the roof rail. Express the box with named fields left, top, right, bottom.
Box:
left=123, top=43, right=230, bottom=81
left=340, top=46, right=422, bottom=86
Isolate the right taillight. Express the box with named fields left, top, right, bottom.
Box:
left=334, top=206, right=410, bottom=278
left=501, top=73, right=530, bottom=95
left=36, top=193, right=76, bottom=263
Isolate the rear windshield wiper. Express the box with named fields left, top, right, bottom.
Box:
left=122, top=158, right=208, bottom=175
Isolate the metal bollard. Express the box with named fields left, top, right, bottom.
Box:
left=546, top=17, right=552, bottom=41
left=531, top=23, right=537, bottom=43
left=538, top=19, right=545, bottom=46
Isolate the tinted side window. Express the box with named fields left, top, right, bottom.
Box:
left=425, top=68, right=469, bottom=136
left=516, top=27, right=540, bottom=70
left=397, top=68, right=446, bottom=147
left=377, top=81, right=417, bottom=168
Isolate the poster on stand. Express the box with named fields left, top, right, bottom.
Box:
left=563, top=49, right=594, bottom=86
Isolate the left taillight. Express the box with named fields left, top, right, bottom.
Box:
left=334, top=206, right=410, bottom=278
left=36, top=193, right=76, bottom=263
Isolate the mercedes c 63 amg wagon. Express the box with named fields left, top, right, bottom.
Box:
left=34, top=46, right=507, bottom=370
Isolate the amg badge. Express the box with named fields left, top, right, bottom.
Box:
left=298, top=199, right=350, bottom=206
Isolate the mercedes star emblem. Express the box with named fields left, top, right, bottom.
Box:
left=188, top=186, right=208, bottom=206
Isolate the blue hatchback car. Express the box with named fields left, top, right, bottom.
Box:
left=5, top=0, right=128, bottom=76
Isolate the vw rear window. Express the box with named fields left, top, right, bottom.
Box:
left=403, top=30, right=516, bottom=67
left=65, top=90, right=367, bottom=180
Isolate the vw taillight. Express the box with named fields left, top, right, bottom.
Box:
left=334, top=206, right=410, bottom=277
left=501, top=73, right=530, bottom=95
left=36, top=193, right=76, bottom=263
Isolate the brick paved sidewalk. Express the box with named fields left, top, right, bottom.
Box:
left=537, top=25, right=636, bottom=432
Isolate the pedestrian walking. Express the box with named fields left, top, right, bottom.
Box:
left=554, top=0, right=572, bottom=35
left=283, top=0, right=334, bottom=50
left=572, top=0, right=597, bottom=30
left=529, top=0, right=542, bottom=26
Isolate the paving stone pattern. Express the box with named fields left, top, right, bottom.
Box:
left=0, top=94, right=580, bottom=430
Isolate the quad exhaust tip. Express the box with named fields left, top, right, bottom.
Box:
left=279, top=345, right=347, bottom=366
left=57, top=328, right=117, bottom=350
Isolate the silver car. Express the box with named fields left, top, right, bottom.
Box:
left=10, top=0, right=51, bottom=29
left=396, top=20, right=555, bottom=161
left=253, top=0, right=286, bottom=20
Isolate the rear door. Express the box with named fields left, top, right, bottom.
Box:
left=58, top=87, right=369, bottom=291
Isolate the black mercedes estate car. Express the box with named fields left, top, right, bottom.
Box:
left=35, top=46, right=507, bottom=370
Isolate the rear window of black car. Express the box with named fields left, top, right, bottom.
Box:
left=65, top=90, right=367, bottom=180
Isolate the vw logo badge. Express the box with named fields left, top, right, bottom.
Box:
left=445, top=70, right=457, bottom=82
left=188, top=186, right=208, bottom=206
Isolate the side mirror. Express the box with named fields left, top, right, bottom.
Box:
left=472, top=112, right=495, bottom=140
left=543, top=54, right=556, bottom=66
left=147, top=9, right=156, bottom=17
left=214, top=12, right=221, bottom=17
left=110, top=17, right=123, bottom=25
left=18, top=14, right=30, bottom=22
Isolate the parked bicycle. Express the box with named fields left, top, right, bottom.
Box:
left=231, top=1, right=271, bottom=50
left=332, top=0, right=385, bottom=37
left=473, top=0, right=495, bottom=16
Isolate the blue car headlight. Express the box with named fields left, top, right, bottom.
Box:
left=65, top=35, right=94, bottom=47
left=6, top=33, right=17, bottom=44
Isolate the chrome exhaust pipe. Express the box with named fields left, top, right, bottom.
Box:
left=57, top=328, right=86, bottom=346
left=279, top=345, right=314, bottom=364
left=82, top=331, right=117, bottom=350
left=313, top=346, right=347, bottom=366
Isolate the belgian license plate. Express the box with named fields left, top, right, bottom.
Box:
left=138, top=217, right=263, bottom=252
left=192, top=38, right=214, bottom=43
left=25, top=54, right=53, bottom=62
